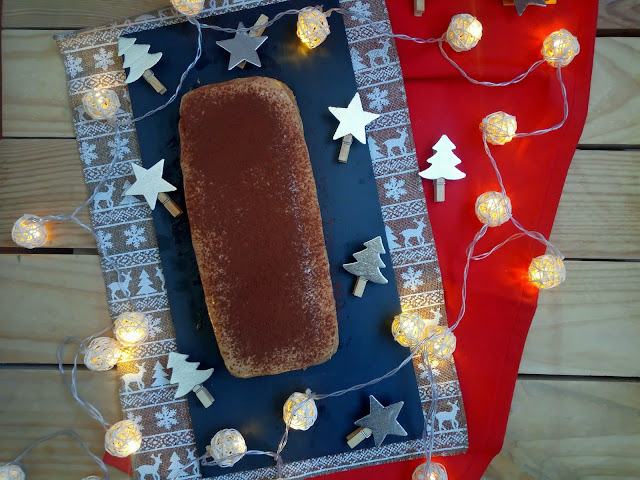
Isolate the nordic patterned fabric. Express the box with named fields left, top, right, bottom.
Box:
left=55, top=1, right=468, bottom=478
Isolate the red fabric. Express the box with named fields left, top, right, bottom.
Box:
left=106, top=1, right=597, bottom=477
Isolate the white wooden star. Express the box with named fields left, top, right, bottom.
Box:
left=124, top=159, right=177, bottom=209
left=329, top=93, right=380, bottom=144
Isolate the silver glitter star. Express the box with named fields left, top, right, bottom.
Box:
left=513, top=0, right=547, bottom=15
left=354, top=395, right=407, bottom=447
left=124, top=159, right=176, bottom=209
left=216, top=22, right=268, bottom=70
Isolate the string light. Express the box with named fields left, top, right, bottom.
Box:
left=171, top=0, right=204, bottom=16
left=542, top=29, right=580, bottom=67
left=480, top=111, right=517, bottom=145
left=283, top=391, right=318, bottom=431
left=425, top=327, right=456, bottom=360
left=391, top=312, right=429, bottom=348
left=81, top=88, right=120, bottom=121
left=209, top=429, right=247, bottom=467
left=104, top=420, right=142, bottom=458
left=113, top=312, right=150, bottom=347
left=528, top=254, right=566, bottom=289
left=11, top=214, right=48, bottom=249
left=412, top=462, right=448, bottom=480
left=0, top=465, right=25, bottom=480
left=83, top=337, right=122, bottom=371
left=475, top=191, right=512, bottom=227
left=82, top=477, right=103, bottom=480
left=297, top=7, right=331, bottom=48
left=446, top=14, right=482, bottom=52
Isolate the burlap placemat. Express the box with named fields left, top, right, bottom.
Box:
left=55, top=1, right=468, bottom=478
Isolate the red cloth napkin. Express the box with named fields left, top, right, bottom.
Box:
left=106, top=1, right=597, bottom=477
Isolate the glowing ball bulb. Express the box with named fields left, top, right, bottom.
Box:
left=105, top=420, right=142, bottom=458
left=529, top=254, right=566, bottom=289
left=0, top=464, right=25, bottom=480
left=82, top=88, right=120, bottom=121
left=425, top=326, right=456, bottom=360
left=283, top=391, right=318, bottom=431
left=297, top=7, right=330, bottom=49
left=209, top=429, right=247, bottom=467
left=171, top=0, right=204, bottom=16
left=82, top=477, right=103, bottom=480
left=12, top=214, right=48, bottom=249
left=475, top=191, right=512, bottom=227
left=113, top=312, right=150, bottom=346
left=480, top=111, right=517, bottom=145
left=391, top=312, right=429, bottom=348
left=84, top=337, right=122, bottom=371
left=446, top=14, right=482, bottom=52
left=542, top=29, right=580, bottom=67
left=412, top=462, right=448, bottom=480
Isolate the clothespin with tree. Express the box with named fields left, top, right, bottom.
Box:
left=418, top=135, right=466, bottom=202
left=167, top=352, right=214, bottom=408
left=118, top=37, right=167, bottom=94
left=343, top=236, right=388, bottom=297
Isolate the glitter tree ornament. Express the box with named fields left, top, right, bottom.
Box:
left=84, top=337, right=122, bottom=371
left=209, top=429, right=247, bottom=467
left=105, top=420, right=142, bottom=457
left=529, top=254, right=566, bottom=289
left=167, top=352, right=215, bottom=407
left=171, top=0, right=204, bottom=16
left=11, top=214, right=48, bottom=249
left=283, top=390, right=318, bottom=431
left=475, top=191, right=512, bottom=227
left=113, top=312, right=150, bottom=346
left=425, top=326, right=456, bottom=360
left=81, top=88, right=120, bottom=121
left=412, top=462, right=448, bottom=480
left=480, top=111, right=517, bottom=145
left=0, top=464, right=25, bottom=480
left=542, top=29, right=580, bottom=67
left=446, top=14, right=482, bottom=52
left=391, top=312, right=429, bottom=348
left=343, top=236, right=388, bottom=297
left=297, top=7, right=330, bottom=49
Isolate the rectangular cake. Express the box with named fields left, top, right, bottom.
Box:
left=179, top=77, right=339, bottom=378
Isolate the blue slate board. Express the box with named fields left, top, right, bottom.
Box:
left=127, top=0, right=423, bottom=476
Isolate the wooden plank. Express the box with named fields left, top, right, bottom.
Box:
left=549, top=150, right=640, bottom=259
left=0, top=369, right=129, bottom=480
left=580, top=38, right=640, bottom=144
left=521, top=261, right=640, bottom=377
left=0, top=254, right=111, bottom=364
left=597, top=0, right=640, bottom=30
left=483, top=379, right=640, bottom=480
left=0, top=139, right=95, bottom=248
left=1, top=30, right=74, bottom=138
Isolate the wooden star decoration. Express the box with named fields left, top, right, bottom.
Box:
left=354, top=395, right=408, bottom=447
left=329, top=93, right=380, bottom=144
left=124, top=159, right=177, bottom=209
left=216, top=22, right=268, bottom=70
left=513, top=0, right=548, bottom=15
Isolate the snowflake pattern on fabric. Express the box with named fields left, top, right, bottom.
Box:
left=383, top=177, right=407, bottom=201
left=401, top=267, right=424, bottom=292
left=124, top=224, right=146, bottom=248
left=93, top=47, right=115, bottom=71
left=127, top=412, right=145, bottom=431
left=366, top=87, right=390, bottom=112
left=155, top=405, right=178, bottom=430
left=79, top=141, right=98, bottom=165
left=96, top=231, right=113, bottom=252
left=107, top=136, right=131, bottom=160
left=349, top=1, right=372, bottom=20
left=147, top=316, right=162, bottom=339
left=64, top=55, right=84, bottom=78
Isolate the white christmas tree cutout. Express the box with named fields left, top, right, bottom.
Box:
left=343, top=236, right=388, bottom=297
left=167, top=352, right=214, bottom=408
left=418, top=135, right=466, bottom=202
left=118, top=36, right=166, bottom=94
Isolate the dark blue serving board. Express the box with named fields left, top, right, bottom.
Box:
left=127, top=0, right=423, bottom=476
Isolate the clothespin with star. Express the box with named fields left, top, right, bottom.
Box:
left=124, top=159, right=183, bottom=217
left=329, top=92, right=380, bottom=164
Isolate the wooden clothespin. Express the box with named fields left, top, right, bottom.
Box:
left=239, top=14, right=270, bottom=69
left=192, top=383, right=214, bottom=408
left=157, top=192, right=183, bottom=217
left=414, top=0, right=425, bottom=17
left=347, top=426, right=373, bottom=449
left=338, top=134, right=353, bottom=163
left=142, top=69, right=167, bottom=94
left=433, top=177, right=445, bottom=202
left=418, top=135, right=466, bottom=203
left=118, top=37, right=167, bottom=95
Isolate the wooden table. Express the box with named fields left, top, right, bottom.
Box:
left=1, top=1, right=638, bottom=478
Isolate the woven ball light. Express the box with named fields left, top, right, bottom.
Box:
left=82, top=88, right=120, bottom=121
left=283, top=390, right=318, bottom=431
left=0, top=464, right=25, bottom=480
left=529, top=254, right=566, bottom=289
left=475, top=191, right=512, bottom=227
left=11, top=214, right=48, bottom=249
left=425, top=326, right=456, bottom=360
left=446, top=14, right=482, bottom=52
left=412, top=462, right=448, bottom=480
left=84, top=337, right=122, bottom=371
left=113, top=312, right=150, bottom=347
left=542, top=29, right=580, bottom=67
left=480, top=111, right=517, bottom=145
left=391, top=312, right=429, bottom=348
left=171, top=0, right=204, bottom=16
left=105, top=420, right=142, bottom=457
left=209, top=429, right=247, bottom=467
left=297, top=7, right=330, bottom=49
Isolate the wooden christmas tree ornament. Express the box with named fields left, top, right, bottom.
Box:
left=414, top=0, right=425, bottom=17
left=239, top=14, right=270, bottom=69
left=418, top=135, right=466, bottom=202
left=343, top=236, right=388, bottom=297
left=118, top=37, right=167, bottom=94
left=167, top=352, right=215, bottom=407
